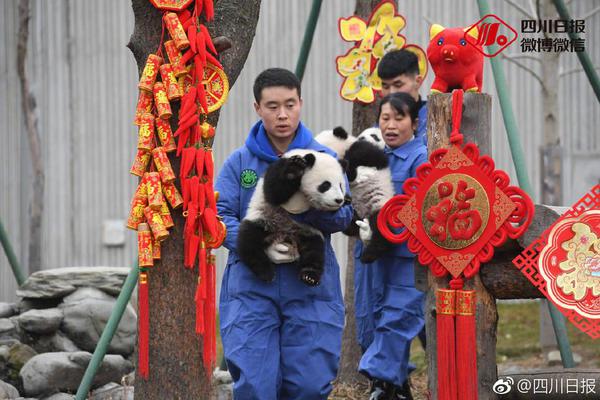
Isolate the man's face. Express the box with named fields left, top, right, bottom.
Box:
left=380, top=73, right=423, bottom=100
left=254, top=86, right=302, bottom=141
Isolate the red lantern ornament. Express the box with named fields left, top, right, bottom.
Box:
left=378, top=90, right=534, bottom=400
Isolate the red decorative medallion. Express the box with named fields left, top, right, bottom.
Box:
left=378, top=91, right=533, bottom=279
left=514, top=185, right=600, bottom=339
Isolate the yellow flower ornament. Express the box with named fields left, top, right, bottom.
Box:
left=336, top=0, right=427, bottom=103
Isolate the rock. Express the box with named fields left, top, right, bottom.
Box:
left=60, top=288, right=136, bottom=356
left=20, top=352, right=133, bottom=397
left=0, top=379, right=20, bottom=399
left=0, top=339, right=19, bottom=348
left=17, top=298, right=62, bottom=314
left=0, top=304, right=17, bottom=319
left=0, top=319, right=15, bottom=335
left=8, top=344, right=37, bottom=372
left=41, top=393, right=75, bottom=400
left=17, top=309, right=63, bottom=335
left=90, top=382, right=134, bottom=400
left=31, top=332, right=80, bottom=354
left=17, top=267, right=129, bottom=299
left=0, top=346, right=9, bottom=362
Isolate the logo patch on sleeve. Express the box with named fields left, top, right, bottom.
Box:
left=240, top=169, right=258, bottom=188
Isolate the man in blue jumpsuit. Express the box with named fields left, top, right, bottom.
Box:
left=354, top=93, right=427, bottom=399
left=216, top=68, right=353, bottom=399
left=377, top=49, right=428, bottom=144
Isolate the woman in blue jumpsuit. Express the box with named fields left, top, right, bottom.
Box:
left=354, top=92, right=427, bottom=400
left=216, top=68, right=353, bottom=400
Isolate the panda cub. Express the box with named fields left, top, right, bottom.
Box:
left=344, top=139, right=395, bottom=263
left=314, top=126, right=356, bottom=158
left=237, top=149, right=347, bottom=286
left=356, top=127, right=385, bottom=150
left=315, top=126, right=393, bottom=263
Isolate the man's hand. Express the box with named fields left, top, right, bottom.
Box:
left=356, top=218, right=373, bottom=243
left=266, top=242, right=299, bottom=264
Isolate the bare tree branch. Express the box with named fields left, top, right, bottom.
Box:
left=17, top=0, right=44, bottom=274
left=560, top=65, right=600, bottom=78
left=500, top=53, right=544, bottom=86
left=528, top=0, right=540, bottom=19
left=422, top=14, right=435, bottom=27
left=581, top=5, right=600, bottom=20
left=504, top=0, right=535, bottom=19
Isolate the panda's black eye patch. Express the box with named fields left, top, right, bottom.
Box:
left=371, top=134, right=381, bottom=142
left=318, top=181, right=331, bottom=193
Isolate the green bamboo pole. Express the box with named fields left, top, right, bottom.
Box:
left=476, top=0, right=575, bottom=368
left=294, top=0, right=323, bottom=81
left=75, top=264, right=139, bottom=400
left=552, top=0, right=600, bottom=103
left=0, top=219, right=26, bottom=286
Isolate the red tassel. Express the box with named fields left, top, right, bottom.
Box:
left=456, top=290, right=478, bottom=400
left=203, top=254, right=216, bottom=378
left=138, top=271, right=150, bottom=379
left=436, top=289, right=457, bottom=400
left=195, top=266, right=205, bottom=334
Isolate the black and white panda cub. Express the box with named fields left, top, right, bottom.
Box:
left=316, top=126, right=394, bottom=263
left=237, top=149, right=348, bottom=286
left=344, top=139, right=395, bottom=263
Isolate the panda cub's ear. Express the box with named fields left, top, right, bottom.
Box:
left=303, top=153, right=316, bottom=168
left=338, top=158, right=349, bottom=173
left=332, top=126, right=349, bottom=140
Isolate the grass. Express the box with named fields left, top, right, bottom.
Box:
left=217, top=300, right=599, bottom=399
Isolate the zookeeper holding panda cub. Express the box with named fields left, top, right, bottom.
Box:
left=215, top=67, right=353, bottom=400
left=354, top=92, right=428, bottom=400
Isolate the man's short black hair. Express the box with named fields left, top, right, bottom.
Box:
left=253, top=68, right=301, bottom=103
left=377, top=49, right=420, bottom=80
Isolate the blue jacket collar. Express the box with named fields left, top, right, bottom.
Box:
left=245, top=120, right=314, bottom=162
left=384, top=137, right=422, bottom=160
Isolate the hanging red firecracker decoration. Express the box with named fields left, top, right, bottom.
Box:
left=378, top=90, right=534, bottom=400
left=128, top=0, right=229, bottom=381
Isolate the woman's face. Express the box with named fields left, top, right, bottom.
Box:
left=378, top=102, right=417, bottom=148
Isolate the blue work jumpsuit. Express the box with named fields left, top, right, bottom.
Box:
left=416, top=99, right=428, bottom=145
left=354, top=137, right=427, bottom=387
left=216, top=120, right=353, bottom=400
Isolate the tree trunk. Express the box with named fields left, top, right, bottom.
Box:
left=425, top=93, right=498, bottom=400
left=17, top=0, right=44, bottom=275
left=129, top=1, right=260, bottom=398
left=337, top=0, right=391, bottom=385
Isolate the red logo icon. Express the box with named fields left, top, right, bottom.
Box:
left=465, top=14, right=518, bottom=57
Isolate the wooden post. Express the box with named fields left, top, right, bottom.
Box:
left=129, top=1, right=260, bottom=398
left=425, top=92, right=498, bottom=399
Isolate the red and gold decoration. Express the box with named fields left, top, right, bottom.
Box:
left=514, top=185, right=600, bottom=339
left=335, top=0, right=427, bottom=103
left=128, top=0, right=227, bottom=380
left=378, top=90, right=534, bottom=400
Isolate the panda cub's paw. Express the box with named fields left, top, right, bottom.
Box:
left=283, top=155, right=308, bottom=181
left=299, top=269, right=321, bottom=287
